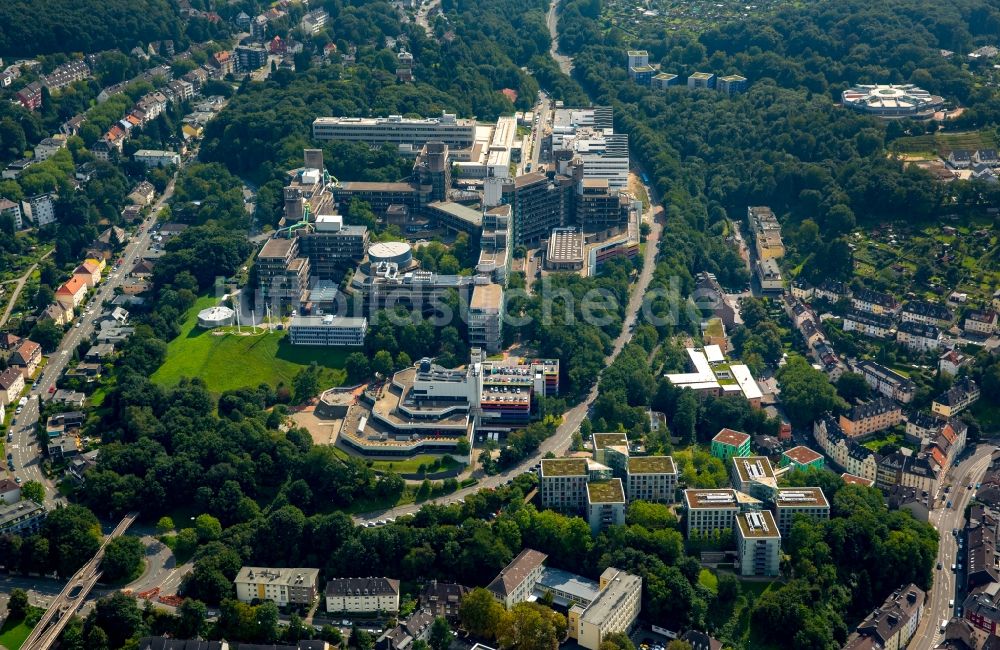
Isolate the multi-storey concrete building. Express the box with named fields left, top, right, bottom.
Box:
left=312, top=113, right=477, bottom=155
left=711, top=428, right=751, bottom=460
left=288, top=315, right=367, bottom=346
left=747, top=206, right=784, bottom=260
left=257, top=237, right=310, bottom=307
left=586, top=479, right=626, bottom=534
left=687, top=72, right=716, bottom=89
left=468, top=283, right=503, bottom=354
left=717, top=75, right=748, bottom=95
left=234, top=567, right=320, bottom=607
left=735, top=510, right=781, bottom=577
left=683, top=489, right=740, bottom=538
left=539, top=458, right=592, bottom=512
left=771, top=487, right=830, bottom=536
left=625, top=456, right=677, bottom=504
left=501, top=171, right=573, bottom=245
left=730, top=456, right=778, bottom=500
left=780, top=446, right=825, bottom=471
left=570, top=568, right=642, bottom=650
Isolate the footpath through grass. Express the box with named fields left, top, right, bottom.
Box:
left=151, top=296, right=348, bottom=393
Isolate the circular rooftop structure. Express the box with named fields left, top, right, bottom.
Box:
left=841, top=84, right=945, bottom=119
left=197, top=305, right=235, bottom=328
left=368, top=241, right=413, bottom=266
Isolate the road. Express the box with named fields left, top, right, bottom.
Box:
left=21, top=512, right=138, bottom=650
left=911, top=443, right=996, bottom=650
left=414, top=0, right=441, bottom=38
left=0, top=250, right=54, bottom=328
left=546, top=0, right=573, bottom=76
left=8, top=176, right=176, bottom=504
left=355, top=174, right=665, bottom=523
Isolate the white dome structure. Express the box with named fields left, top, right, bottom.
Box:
left=368, top=241, right=413, bottom=266
left=841, top=84, right=945, bottom=119
left=197, top=305, right=236, bottom=328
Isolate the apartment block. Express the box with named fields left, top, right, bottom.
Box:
left=780, top=446, right=824, bottom=471
left=730, top=456, right=778, bottom=500
left=772, top=487, right=830, bottom=536
left=312, top=114, right=477, bottom=155
left=895, top=321, right=940, bottom=352
left=844, top=584, right=924, bottom=650
left=852, top=288, right=899, bottom=315
left=839, top=398, right=903, bottom=438
left=325, top=577, right=400, bottom=614
left=900, top=300, right=952, bottom=327
left=468, top=283, right=503, bottom=354
left=717, top=74, right=748, bottom=95
left=539, top=458, right=590, bottom=512
left=688, top=72, right=716, bottom=89
left=683, top=489, right=740, bottom=538
left=843, top=309, right=894, bottom=339
left=857, top=360, right=915, bottom=404
left=570, top=568, right=642, bottom=650
left=625, top=456, right=677, bottom=504
left=234, top=567, right=320, bottom=607
left=932, top=377, right=980, bottom=418
left=592, top=432, right=629, bottom=467
left=746, top=206, right=784, bottom=260
left=587, top=479, right=626, bottom=534
left=735, top=510, right=780, bottom=577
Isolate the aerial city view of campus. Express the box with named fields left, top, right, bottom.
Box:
left=0, top=0, right=999, bottom=649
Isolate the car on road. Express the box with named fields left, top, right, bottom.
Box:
left=937, top=562, right=942, bottom=570
left=14, top=477, right=20, bottom=484
left=948, top=500, right=953, bottom=508
left=48, top=386, right=55, bottom=394
left=950, top=599, right=955, bottom=608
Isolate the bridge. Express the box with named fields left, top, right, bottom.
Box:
left=21, top=512, right=139, bottom=650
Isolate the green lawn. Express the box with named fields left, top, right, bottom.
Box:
left=891, top=130, right=999, bottom=156
left=0, top=617, right=34, bottom=650
left=151, top=296, right=348, bottom=393
left=699, top=568, right=719, bottom=593
left=370, top=455, right=463, bottom=474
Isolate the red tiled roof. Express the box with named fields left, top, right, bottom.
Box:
left=57, top=275, right=87, bottom=296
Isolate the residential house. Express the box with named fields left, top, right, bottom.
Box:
left=85, top=343, right=115, bottom=362
left=324, top=576, right=401, bottom=614
left=41, top=60, right=90, bottom=91
left=73, top=259, right=102, bottom=288
left=843, top=309, right=894, bottom=339
left=886, top=485, right=931, bottom=522
left=680, top=631, right=723, bottom=650
left=844, top=584, right=924, bottom=650
left=900, top=300, right=952, bottom=327
left=857, top=360, right=916, bottom=404
left=55, top=275, right=87, bottom=311
left=0, top=501, right=47, bottom=535
left=235, top=566, right=320, bottom=607
left=852, top=288, right=899, bottom=315
left=790, top=279, right=814, bottom=300
left=136, top=639, right=226, bottom=650
left=376, top=610, right=434, bottom=650
left=26, top=193, right=57, bottom=227
left=974, top=149, right=999, bottom=165
left=839, top=398, right=903, bottom=438
left=9, top=340, right=42, bottom=379
left=0, top=478, right=20, bottom=505
left=815, top=280, right=850, bottom=302
left=0, top=367, right=25, bottom=405
left=841, top=473, right=875, bottom=488
left=419, top=581, right=469, bottom=620
left=2, top=158, right=34, bottom=180
left=539, top=458, right=590, bottom=512
left=939, top=349, right=972, bottom=377
left=133, top=149, right=180, bottom=168
left=33, top=136, right=67, bottom=161
left=52, top=389, right=85, bottom=407
left=965, top=310, right=999, bottom=335
left=48, top=434, right=82, bottom=459
left=896, top=321, right=941, bottom=352
left=933, top=377, right=980, bottom=418
left=128, top=181, right=156, bottom=206
left=16, top=82, right=43, bottom=110
left=0, top=198, right=22, bottom=229
left=878, top=449, right=942, bottom=495
left=813, top=416, right=879, bottom=483
left=487, top=548, right=547, bottom=608
left=625, top=456, right=677, bottom=504
left=0, top=333, right=22, bottom=352
left=948, top=150, right=973, bottom=169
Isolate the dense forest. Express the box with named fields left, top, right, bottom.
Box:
left=0, top=0, right=184, bottom=55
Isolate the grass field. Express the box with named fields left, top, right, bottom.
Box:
left=0, top=617, right=34, bottom=650
left=151, top=296, right=348, bottom=393
left=891, top=130, right=998, bottom=157
left=699, top=568, right=719, bottom=593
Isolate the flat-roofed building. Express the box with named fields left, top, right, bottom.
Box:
left=569, top=568, right=642, bottom=650
left=735, top=510, right=780, bottom=577
left=592, top=432, right=629, bottom=466
left=841, top=472, right=875, bottom=488
left=257, top=237, right=310, bottom=306
left=747, top=206, right=784, bottom=260
left=711, top=428, right=751, bottom=460
left=235, top=567, right=320, bottom=607
left=625, top=456, right=676, bottom=504
left=533, top=567, right=600, bottom=609
left=731, top=456, right=777, bottom=500
left=683, top=489, right=739, bottom=538
left=501, top=172, right=573, bottom=245
left=297, top=218, right=369, bottom=280
left=717, top=74, right=748, bottom=95
left=312, top=113, right=477, bottom=155
left=546, top=227, right=585, bottom=271
left=688, top=72, right=716, bottom=89
left=289, top=315, right=367, bottom=346
left=487, top=548, right=547, bottom=608
left=468, top=283, right=503, bottom=354
left=587, top=479, right=626, bottom=534
left=772, top=487, right=830, bottom=536
left=539, top=458, right=590, bottom=512
left=651, top=73, right=679, bottom=90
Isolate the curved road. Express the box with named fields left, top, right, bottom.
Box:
left=356, top=176, right=664, bottom=523
left=546, top=0, right=573, bottom=76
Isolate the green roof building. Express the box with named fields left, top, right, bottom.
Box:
left=711, top=428, right=751, bottom=461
